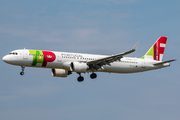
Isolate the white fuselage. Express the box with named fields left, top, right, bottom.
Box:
left=2, top=49, right=170, bottom=74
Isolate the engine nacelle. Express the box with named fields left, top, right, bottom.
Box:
left=70, top=62, right=89, bottom=72
left=51, top=68, right=71, bottom=77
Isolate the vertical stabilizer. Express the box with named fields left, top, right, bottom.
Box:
left=142, top=36, right=167, bottom=61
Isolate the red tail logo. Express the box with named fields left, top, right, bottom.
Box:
left=153, top=36, right=167, bottom=61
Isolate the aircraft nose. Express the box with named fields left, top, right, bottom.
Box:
left=2, top=55, right=9, bottom=63
left=2, top=55, right=17, bottom=65
left=3, top=56, right=6, bottom=62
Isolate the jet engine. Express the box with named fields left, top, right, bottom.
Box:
left=51, top=68, right=71, bottom=77
left=70, top=62, right=89, bottom=72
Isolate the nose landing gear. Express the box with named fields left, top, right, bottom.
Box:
left=20, top=66, right=25, bottom=75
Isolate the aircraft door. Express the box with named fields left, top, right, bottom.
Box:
left=23, top=49, right=28, bottom=59
left=57, top=53, right=62, bottom=62
left=141, top=59, right=146, bottom=68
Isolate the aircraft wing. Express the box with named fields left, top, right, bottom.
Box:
left=87, top=41, right=139, bottom=70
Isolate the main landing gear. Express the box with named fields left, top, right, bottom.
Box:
left=20, top=66, right=25, bottom=75
left=77, top=73, right=97, bottom=82
left=90, top=73, right=97, bottom=79
left=77, top=73, right=84, bottom=82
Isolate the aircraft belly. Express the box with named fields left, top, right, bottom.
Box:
left=99, top=62, right=143, bottom=73
left=45, top=62, right=63, bottom=68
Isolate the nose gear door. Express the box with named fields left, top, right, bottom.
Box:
left=23, top=49, right=28, bottom=59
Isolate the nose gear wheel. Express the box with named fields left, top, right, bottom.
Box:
left=20, top=66, right=25, bottom=75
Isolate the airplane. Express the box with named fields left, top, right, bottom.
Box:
left=2, top=36, right=176, bottom=82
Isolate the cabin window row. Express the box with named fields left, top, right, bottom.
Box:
left=62, top=56, right=96, bottom=60
left=121, top=61, right=138, bottom=64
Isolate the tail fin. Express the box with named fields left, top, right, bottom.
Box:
left=142, top=36, right=167, bottom=61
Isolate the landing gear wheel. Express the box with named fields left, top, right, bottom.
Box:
left=20, top=72, right=24, bottom=75
left=90, top=73, right=97, bottom=79
left=20, top=66, right=25, bottom=76
left=77, top=76, right=84, bottom=82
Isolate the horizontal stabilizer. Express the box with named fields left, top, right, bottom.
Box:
left=154, top=59, right=176, bottom=65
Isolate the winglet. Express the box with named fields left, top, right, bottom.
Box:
left=132, top=41, right=139, bottom=50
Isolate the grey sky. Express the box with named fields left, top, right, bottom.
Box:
left=0, top=0, right=179, bottom=120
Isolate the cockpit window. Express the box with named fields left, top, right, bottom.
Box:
left=9, top=52, right=18, bottom=55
